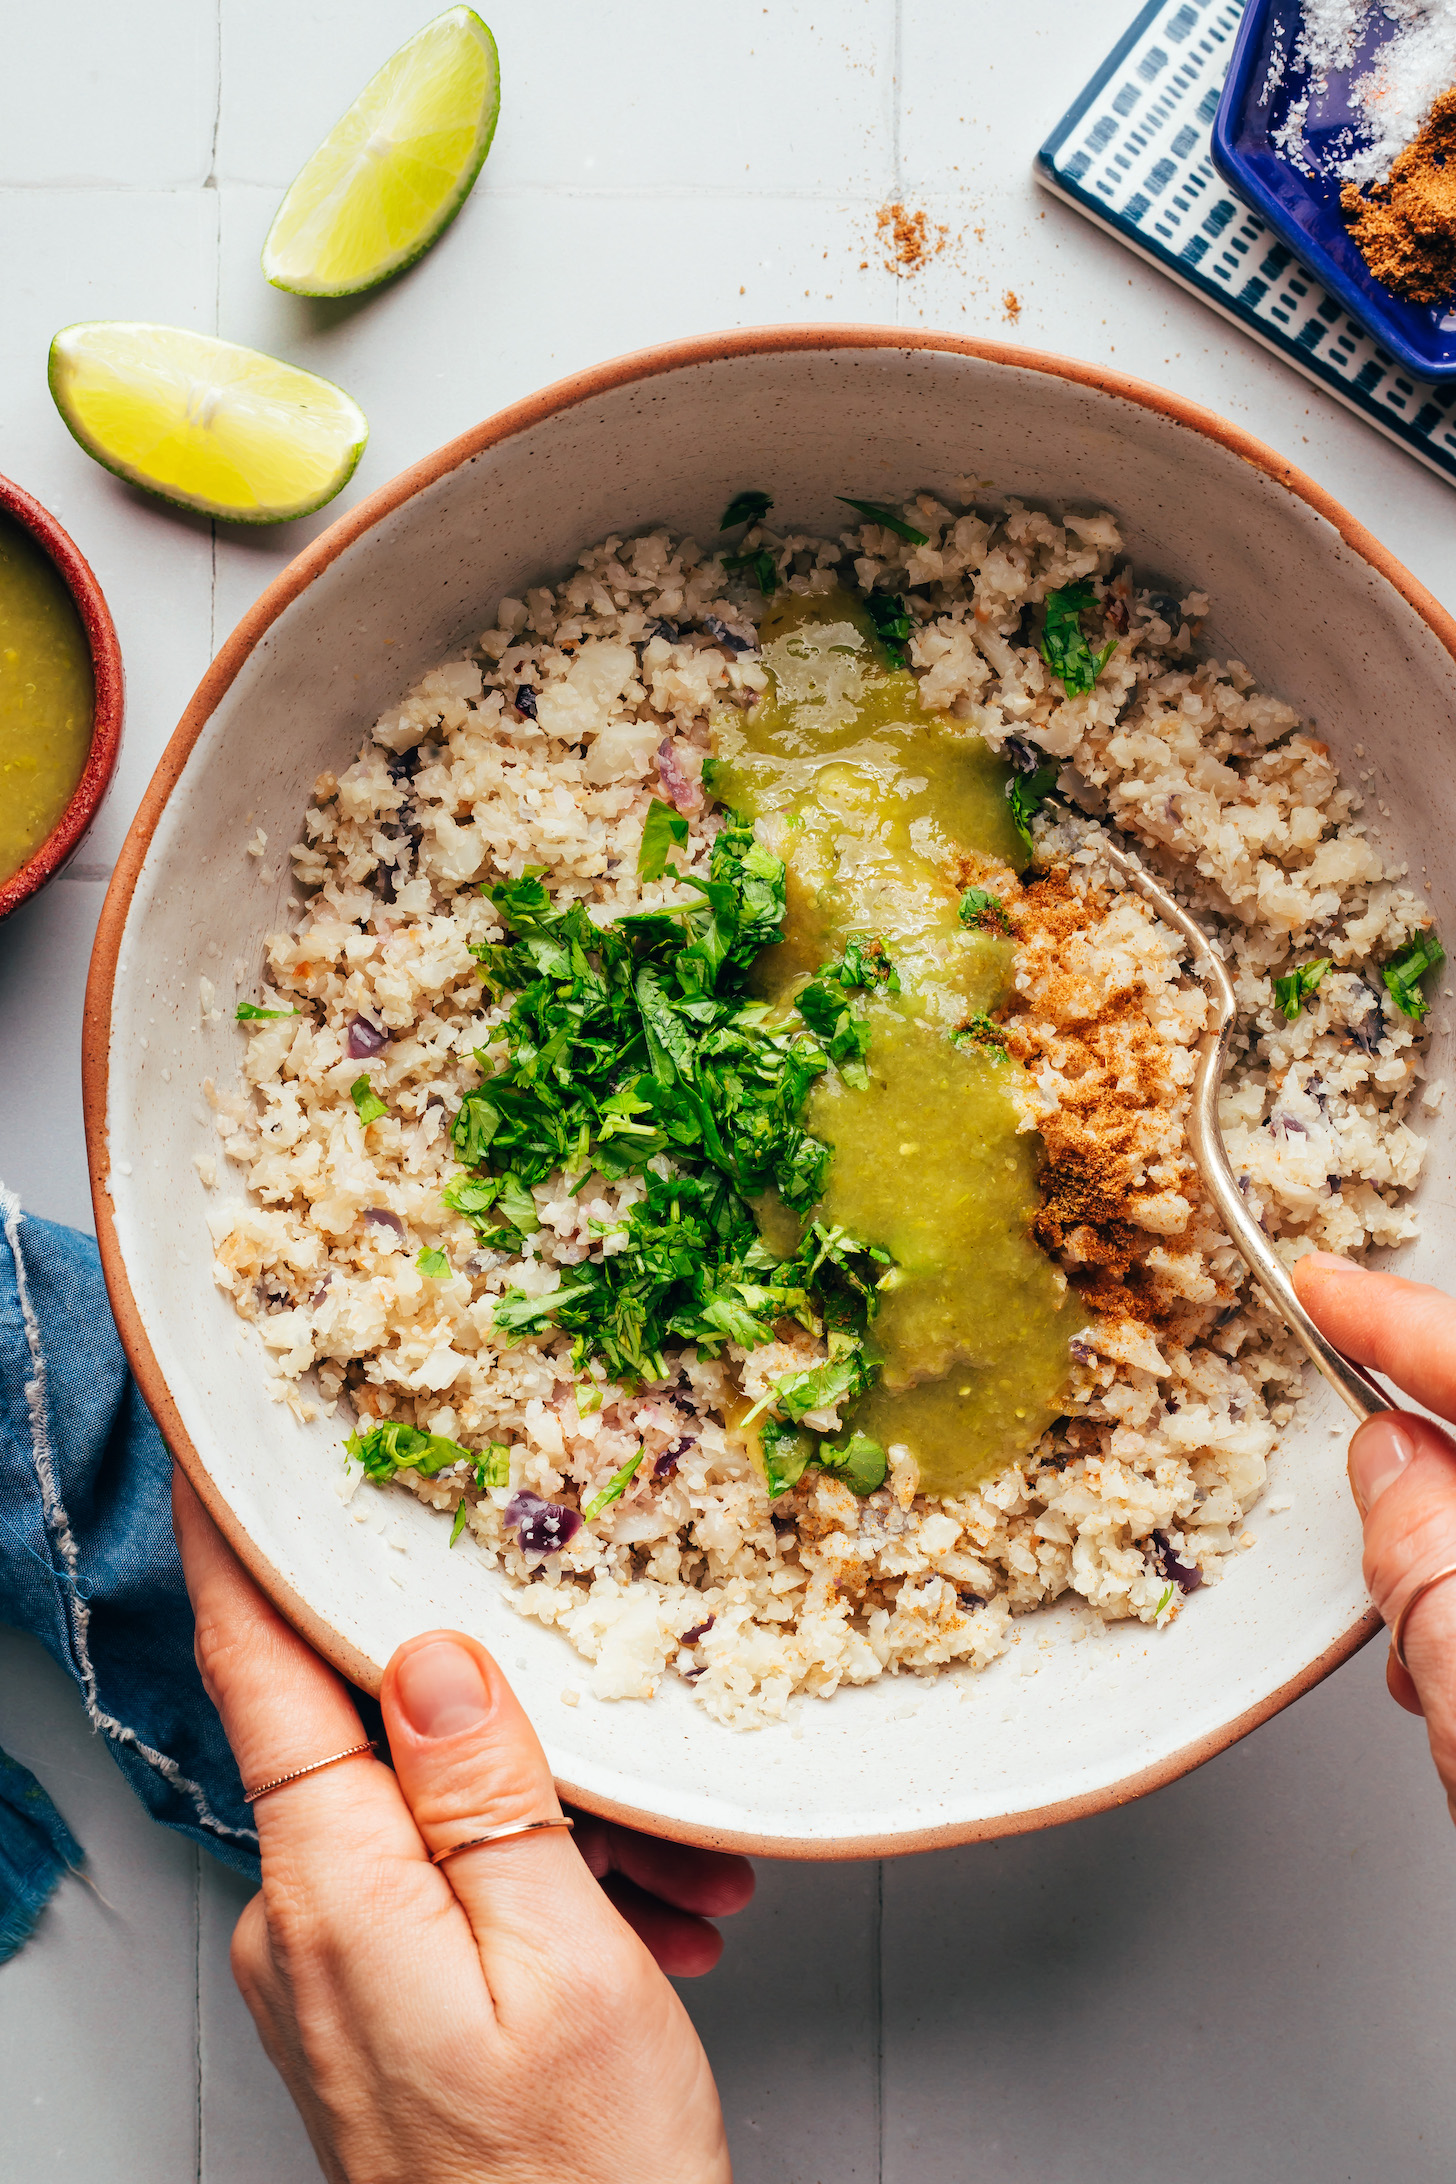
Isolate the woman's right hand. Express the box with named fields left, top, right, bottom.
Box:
left=1295, top=1252, right=1456, bottom=1819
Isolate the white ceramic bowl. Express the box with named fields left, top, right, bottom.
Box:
left=85, top=329, right=1456, bottom=1856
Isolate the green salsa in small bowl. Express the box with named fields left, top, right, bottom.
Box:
left=0, top=474, right=122, bottom=920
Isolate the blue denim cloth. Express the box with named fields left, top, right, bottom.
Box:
left=0, top=1188, right=260, bottom=1960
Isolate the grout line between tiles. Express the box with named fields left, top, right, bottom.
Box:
left=873, top=1858, right=884, bottom=2182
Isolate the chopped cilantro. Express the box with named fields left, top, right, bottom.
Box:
left=758, top=1418, right=886, bottom=1501
left=720, top=489, right=773, bottom=529
left=835, top=933, right=900, bottom=992
left=816, top=1430, right=887, bottom=1497
left=583, top=1445, right=645, bottom=1522
left=639, top=796, right=690, bottom=882
left=447, top=811, right=893, bottom=1401
left=350, top=1075, right=388, bottom=1127
left=1154, top=1582, right=1174, bottom=1619
left=1039, top=581, right=1117, bottom=698
left=795, top=973, right=872, bottom=1088
left=760, top=1416, right=815, bottom=1499
left=1273, top=958, right=1332, bottom=1023
left=952, top=1012, right=1009, bottom=1054
left=769, top=1330, right=877, bottom=1423
left=449, top=1501, right=470, bottom=1548
left=724, top=546, right=778, bottom=595
left=863, top=589, right=914, bottom=669
left=475, top=1442, right=510, bottom=1491
left=959, top=888, right=1011, bottom=936
left=836, top=496, right=929, bottom=545
left=345, top=1420, right=474, bottom=1481
left=235, top=1002, right=297, bottom=1019
left=415, top=1247, right=449, bottom=1277
left=1006, top=761, right=1060, bottom=859
left=1384, top=931, right=1445, bottom=1021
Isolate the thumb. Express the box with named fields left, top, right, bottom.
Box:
left=1350, top=1411, right=1456, bottom=1807
left=380, top=1631, right=604, bottom=1960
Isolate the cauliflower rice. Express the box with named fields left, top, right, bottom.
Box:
left=203, top=495, right=1439, bottom=1728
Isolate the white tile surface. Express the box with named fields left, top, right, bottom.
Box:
left=0, top=1633, right=200, bottom=2181
left=7, top=1, right=1456, bottom=2178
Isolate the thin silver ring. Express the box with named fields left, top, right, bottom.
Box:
left=429, top=1816, right=574, bottom=1864
left=243, top=1739, right=377, bottom=1805
left=1392, top=1562, right=1456, bottom=1671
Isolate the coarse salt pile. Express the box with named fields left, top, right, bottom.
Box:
left=1270, top=0, right=1456, bottom=186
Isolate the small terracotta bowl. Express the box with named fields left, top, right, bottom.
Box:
left=0, top=473, right=124, bottom=922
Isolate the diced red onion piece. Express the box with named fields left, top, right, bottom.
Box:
left=504, top=1491, right=583, bottom=1557
left=348, top=1014, right=388, bottom=1058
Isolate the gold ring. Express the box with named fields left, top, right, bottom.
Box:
left=243, top=1740, right=377, bottom=1805
left=1392, top=1563, right=1456, bottom=1671
left=429, top=1816, right=574, bottom=1864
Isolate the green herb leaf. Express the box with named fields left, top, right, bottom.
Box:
left=350, top=1075, right=388, bottom=1127
left=494, top=1172, right=539, bottom=1235
left=1384, top=930, right=1445, bottom=1021
left=815, top=1430, right=887, bottom=1497
left=760, top=1415, right=815, bottom=1499
left=1272, top=958, right=1332, bottom=1022
left=583, top=1445, right=645, bottom=1522
left=771, top=1332, right=877, bottom=1424
left=449, top=1500, right=470, bottom=1548
left=796, top=973, right=872, bottom=1089
left=1006, top=761, right=1060, bottom=859
left=958, top=887, right=1012, bottom=935
left=1154, top=1581, right=1174, bottom=1618
left=639, top=796, right=690, bottom=883
left=834, top=933, right=900, bottom=992
left=724, top=546, right=778, bottom=595
left=1039, top=581, right=1117, bottom=697
left=837, top=496, right=929, bottom=545
left=415, top=1246, right=449, bottom=1277
left=235, top=1002, right=297, bottom=1019
left=345, top=1420, right=474, bottom=1481
left=720, top=488, right=773, bottom=529
left=951, top=1012, right=1009, bottom=1054
left=474, top=1441, right=511, bottom=1491
left=863, top=588, right=913, bottom=669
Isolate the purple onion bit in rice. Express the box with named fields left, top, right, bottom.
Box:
left=505, top=1491, right=582, bottom=1558
left=702, top=614, right=753, bottom=655
left=514, top=684, right=538, bottom=721
left=1069, top=1336, right=1096, bottom=1365
left=1003, top=733, right=1046, bottom=775
left=348, top=1013, right=388, bottom=1058
left=1151, top=1530, right=1203, bottom=1593
left=680, top=1616, right=715, bottom=1646
left=649, top=617, right=682, bottom=643
left=654, top=1435, right=695, bottom=1481
left=656, top=737, right=703, bottom=814
left=363, top=1207, right=406, bottom=1244
left=1269, top=1110, right=1308, bottom=1139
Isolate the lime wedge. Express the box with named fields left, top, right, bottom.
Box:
left=48, top=323, right=369, bottom=524
left=262, top=8, right=500, bottom=298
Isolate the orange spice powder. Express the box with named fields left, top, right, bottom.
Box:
left=1342, top=85, right=1456, bottom=305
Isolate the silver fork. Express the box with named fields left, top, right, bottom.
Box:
left=1099, top=840, right=1392, bottom=1424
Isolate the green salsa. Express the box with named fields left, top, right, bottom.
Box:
left=0, top=513, right=94, bottom=887
left=713, top=589, right=1074, bottom=1494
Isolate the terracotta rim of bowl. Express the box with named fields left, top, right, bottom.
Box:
left=0, top=474, right=124, bottom=921
left=82, top=325, right=1421, bottom=1857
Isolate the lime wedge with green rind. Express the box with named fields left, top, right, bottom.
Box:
left=262, top=7, right=500, bottom=299
left=48, top=323, right=369, bottom=525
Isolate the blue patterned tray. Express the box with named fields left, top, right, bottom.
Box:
left=1034, top=0, right=1456, bottom=486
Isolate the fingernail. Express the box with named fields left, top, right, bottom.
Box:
left=396, top=1639, right=492, bottom=1739
left=1348, top=1414, right=1416, bottom=1515
left=1301, top=1251, right=1360, bottom=1272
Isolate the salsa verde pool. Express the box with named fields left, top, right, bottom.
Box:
left=713, top=589, right=1074, bottom=1494
left=0, top=511, right=93, bottom=887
